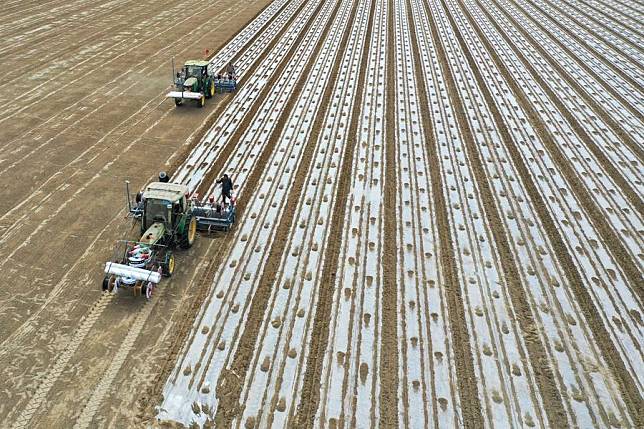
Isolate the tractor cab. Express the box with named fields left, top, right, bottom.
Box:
left=179, top=60, right=210, bottom=91
left=140, top=182, right=192, bottom=245
left=183, top=61, right=209, bottom=79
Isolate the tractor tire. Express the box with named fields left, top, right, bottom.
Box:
left=206, top=81, right=214, bottom=99
left=162, top=253, right=175, bottom=277
left=175, top=98, right=183, bottom=107
left=180, top=216, right=197, bottom=249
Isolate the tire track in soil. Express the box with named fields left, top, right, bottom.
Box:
left=293, top=1, right=378, bottom=426
left=9, top=293, right=115, bottom=429
left=0, top=209, right=136, bottom=353
left=452, top=0, right=644, bottom=424
left=72, top=235, right=228, bottom=428
left=467, top=0, right=644, bottom=298
left=209, top=1, right=357, bottom=426
left=53, top=0, right=298, bottom=421
left=497, top=0, right=644, bottom=163
left=380, top=0, right=400, bottom=426
left=30, top=174, right=229, bottom=427
left=3, top=0, right=280, bottom=421
left=417, top=0, right=485, bottom=426
left=71, top=299, right=156, bottom=429
left=3, top=170, right=160, bottom=427
left=0, top=0, right=209, bottom=121
left=0, top=0, right=258, bottom=221
left=523, top=0, right=643, bottom=91
left=437, top=0, right=571, bottom=426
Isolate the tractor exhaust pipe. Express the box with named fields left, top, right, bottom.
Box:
left=125, top=180, right=132, bottom=213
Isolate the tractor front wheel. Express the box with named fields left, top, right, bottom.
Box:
left=162, top=253, right=175, bottom=277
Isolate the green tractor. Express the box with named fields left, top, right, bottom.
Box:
left=166, top=60, right=215, bottom=108
left=135, top=181, right=197, bottom=248
left=102, top=179, right=197, bottom=298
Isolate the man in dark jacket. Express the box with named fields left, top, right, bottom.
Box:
left=216, top=174, right=233, bottom=204
left=225, top=62, right=236, bottom=79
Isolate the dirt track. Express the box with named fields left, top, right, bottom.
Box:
left=0, top=0, right=271, bottom=426
left=1, top=0, right=642, bottom=428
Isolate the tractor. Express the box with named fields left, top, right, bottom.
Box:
left=102, top=173, right=236, bottom=299
left=103, top=179, right=197, bottom=298
left=167, top=60, right=215, bottom=107
left=167, top=59, right=238, bottom=108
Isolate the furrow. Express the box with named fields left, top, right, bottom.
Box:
left=156, top=0, right=344, bottom=425
left=496, top=0, right=644, bottom=141
left=292, top=0, right=379, bottom=426
left=381, top=0, right=400, bottom=426
left=423, top=0, right=566, bottom=425
left=172, top=0, right=316, bottom=190
left=482, top=0, right=644, bottom=215
left=525, top=0, right=643, bottom=87
left=578, top=0, right=644, bottom=39
left=464, top=0, right=644, bottom=290
left=394, top=0, right=470, bottom=425
left=162, top=0, right=332, bottom=396
left=558, top=0, right=644, bottom=54
left=227, top=0, right=371, bottom=427
left=309, top=0, right=388, bottom=426
left=449, top=0, right=643, bottom=423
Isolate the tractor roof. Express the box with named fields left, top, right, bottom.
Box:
left=184, top=60, right=210, bottom=67
left=143, top=182, right=188, bottom=202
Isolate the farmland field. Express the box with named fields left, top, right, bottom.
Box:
left=0, top=0, right=642, bottom=428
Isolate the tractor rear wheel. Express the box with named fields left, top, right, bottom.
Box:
left=206, top=81, right=214, bottom=99
left=180, top=216, right=197, bottom=249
